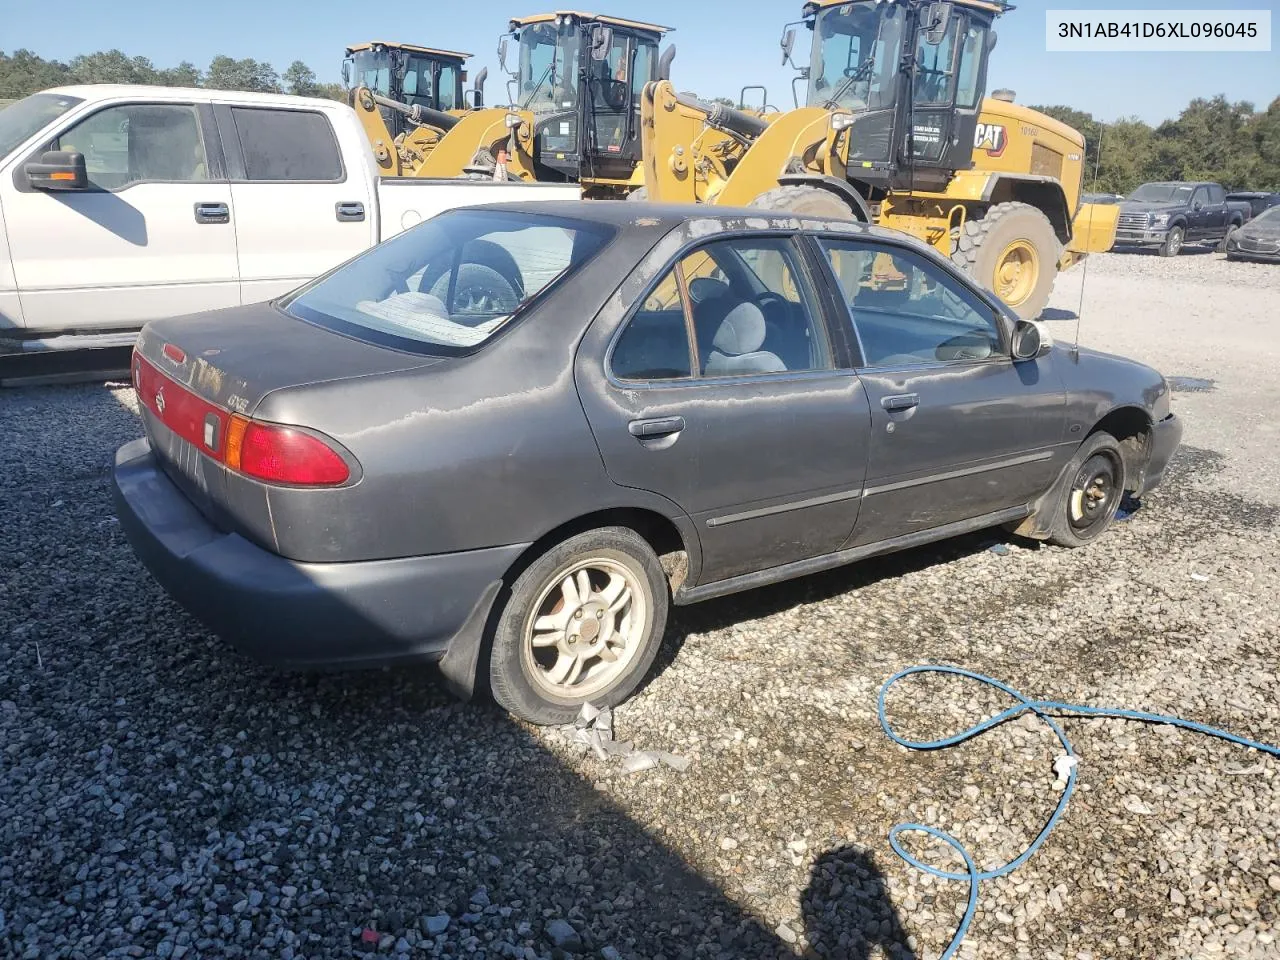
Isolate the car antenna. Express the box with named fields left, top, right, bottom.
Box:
left=1073, top=118, right=1105, bottom=361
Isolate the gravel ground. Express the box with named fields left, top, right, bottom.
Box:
left=2, top=250, right=1278, bottom=960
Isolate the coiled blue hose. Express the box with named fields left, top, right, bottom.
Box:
left=877, top=664, right=1280, bottom=960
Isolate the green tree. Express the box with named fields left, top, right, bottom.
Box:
left=1151, top=95, right=1260, bottom=190
left=68, top=49, right=158, bottom=85
left=157, top=61, right=202, bottom=87
left=0, top=49, right=70, bottom=98
left=283, top=60, right=319, bottom=97
left=205, top=55, right=280, bottom=93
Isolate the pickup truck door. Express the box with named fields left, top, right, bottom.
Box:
left=1205, top=184, right=1229, bottom=233
left=1188, top=186, right=1213, bottom=239
left=1, top=100, right=239, bottom=334
left=214, top=104, right=375, bottom=304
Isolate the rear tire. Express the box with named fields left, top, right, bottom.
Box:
left=1045, top=431, right=1127, bottom=548
left=751, top=184, right=862, bottom=220
left=950, top=201, right=1061, bottom=321
left=1158, top=225, right=1185, bottom=257
left=489, top=527, right=669, bottom=725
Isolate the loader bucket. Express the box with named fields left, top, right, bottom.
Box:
left=1068, top=202, right=1120, bottom=255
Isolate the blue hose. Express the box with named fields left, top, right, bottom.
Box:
left=877, top=664, right=1280, bottom=960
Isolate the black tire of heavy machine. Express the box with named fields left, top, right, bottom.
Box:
left=489, top=527, right=669, bottom=725
left=951, top=201, right=1061, bottom=321
left=751, top=184, right=861, bottom=219
left=1044, top=431, right=1127, bottom=548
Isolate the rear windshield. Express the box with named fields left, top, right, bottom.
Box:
left=284, top=209, right=612, bottom=355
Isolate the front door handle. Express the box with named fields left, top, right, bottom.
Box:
left=336, top=201, right=366, bottom=222
left=882, top=393, right=920, bottom=411
left=194, top=202, right=229, bottom=224
left=628, top=416, right=685, bottom=438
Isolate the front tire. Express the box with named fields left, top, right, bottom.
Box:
left=950, top=201, right=1061, bottom=321
left=1045, top=432, right=1127, bottom=548
left=751, top=184, right=862, bottom=220
left=1158, top=225, right=1185, bottom=257
left=489, top=527, right=669, bottom=725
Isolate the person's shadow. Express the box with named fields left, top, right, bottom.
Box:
left=802, top=845, right=917, bottom=960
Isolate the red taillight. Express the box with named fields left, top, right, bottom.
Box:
left=162, top=342, right=186, bottom=364
left=226, top=416, right=350, bottom=486
left=134, top=353, right=353, bottom=487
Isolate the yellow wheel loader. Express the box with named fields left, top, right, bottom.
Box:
left=639, top=0, right=1119, bottom=319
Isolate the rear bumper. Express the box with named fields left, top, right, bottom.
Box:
left=1136, top=413, right=1182, bottom=496
left=112, top=437, right=525, bottom=669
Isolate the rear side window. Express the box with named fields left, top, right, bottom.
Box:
left=611, top=237, right=832, bottom=381
left=284, top=210, right=612, bottom=356
left=1207, top=184, right=1225, bottom=204
left=230, top=107, right=342, bottom=182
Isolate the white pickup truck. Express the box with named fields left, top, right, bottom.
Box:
left=0, top=85, right=578, bottom=354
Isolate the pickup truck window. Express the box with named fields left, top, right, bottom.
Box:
left=1192, top=186, right=1210, bottom=207
left=0, top=93, right=83, bottom=158
left=230, top=107, right=343, bottom=182
left=55, top=103, right=209, bottom=189
left=1130, top=183, right=1194, bottom=204
left=1208, top=184, right=1226, bottom=205
left=283, top=210, right=612, bottom=356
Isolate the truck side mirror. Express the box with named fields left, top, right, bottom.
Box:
left=26, top=151, right=88, bottom=191
left=497, top=36, right=509, bottom=72
left=781, top=28, right=796, bottom=66
left=341, top=60, right=351, bottom=87
left=589, top=25, right=613, bottom=61
left=925, top=2, right=954, bottom=44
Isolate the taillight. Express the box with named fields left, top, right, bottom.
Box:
left=224, top=414, right=350, bottom=486
left=135, top=352, right=353, bottom=488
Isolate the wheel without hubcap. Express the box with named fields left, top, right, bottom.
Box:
left=1067, top=453, right=1120, bottom=539
left=993, top=239, right=1040, bottom=308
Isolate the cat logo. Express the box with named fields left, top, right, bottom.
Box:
left=974, top=122, right=1008, bottom=158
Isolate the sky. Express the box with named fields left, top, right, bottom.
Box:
left=3, top=0, right=1277, bottom=123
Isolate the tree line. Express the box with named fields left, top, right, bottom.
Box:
left=0, top=48, right=343, bottom=102
left=3, top=47, right=1277, bottom=192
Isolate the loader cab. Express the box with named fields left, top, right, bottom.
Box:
left=343, top=42, right=471, bottom=137
left=503, top=12, right=671, bottom=189
left=795, top=0, right=1000, bottom=192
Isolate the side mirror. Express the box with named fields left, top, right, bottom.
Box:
left=658, top=44, right=676, bottom=81
left=987, top=29, right=998, bottom=52
left=589, top=25, right=613, bottom=61
left=1193, top=200, right=1203, bottom=211
left=341, top=60, right=351, bottom=87
left=781, top=28, right=796, bottom=66
left=1011, top=319, right=1052, bottom=361
left=497, top=36, right=509, bottom=72
left=26, top=151, right=88, bottom=191
left=925, top=1, right=954, bottom=44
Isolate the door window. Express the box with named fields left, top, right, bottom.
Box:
left=913, top=13, right=960, bottom=105
left=1207, top=184, right=1226, bottom=205
left=1191, top=186, right=1210, bottom=208
left=821, top=240, right=1003, bottom=367
left=611, top=237, right=831, bottom=381
left=55, top=103, right=209, bottom=190
left=954, top=22, right=987, bottom=108
left=438, top=64, right=460, bottom=110
left=230, top=107, right=343, bottom=182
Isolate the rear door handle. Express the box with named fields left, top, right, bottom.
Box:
left=194, top=202, right=229, bottom=224
left=882, top=394, right=920, bottom=411
left=628, top=416, right=685, bottom=438
left=336, top=201, right=366, bottom=222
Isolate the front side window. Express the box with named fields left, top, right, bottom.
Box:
left=56, top=103, right=208, bottom=190
left=351, top=52, right=391, bottom=96
left=231, top=107, right=342, bottom=182
left=519, top=22, right=581, bottom=111
left=913, top=13, right=961, bottom=105
left=401, top=56, right=436, bottom=106
left=438, top=63, right=460, bottom=110
left=954, top=22, right=988, bottom=108
left=285, top=210, right=611, bottom=356
left=822, top=240, right=1002, bottom=367
left=612, top=237, right=831, bottom=381
left=1192, top=186, right=1210, bottom=207
left=632, top=40, right=658, bottom=99
left=808, top=3, right=905, bottom=110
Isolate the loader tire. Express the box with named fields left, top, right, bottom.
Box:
left=951, top=201, right=1061, bottom=321
left=750, top=185, right=863, bottom=220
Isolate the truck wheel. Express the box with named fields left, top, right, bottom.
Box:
left=951, top=201, right=1061, bottom=321
left=1045, top=431, right=1127, bottom=548
left=751, top=185, right=862, bottom=220
left=489, top=527, right=669, bottom=725
left=1158, top=225, right=1185, bottom=257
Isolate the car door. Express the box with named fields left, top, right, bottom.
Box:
left=815, top=237, right=1068, bottom=547
left=1206, top=184, right=1229, bottom=232
left=215, top=103, right=375, bottom=304
left=1187, top=185, right=1212, bottom=239
left=575, top=233, right=872, bottom=586
left=2, top=100, right=238, bottom=333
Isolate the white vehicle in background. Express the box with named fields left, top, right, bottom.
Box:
left=0, top=85, right=579, bottom=358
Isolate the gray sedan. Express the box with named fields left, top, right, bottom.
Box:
left=1223, top=205, right=1280, bottom=263
left=113, top=202, right=1182, bottom=724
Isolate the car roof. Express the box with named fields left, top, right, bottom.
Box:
left=41, top=84, right=343, bottom=110
left=464, top=199, right=924, bottom=245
